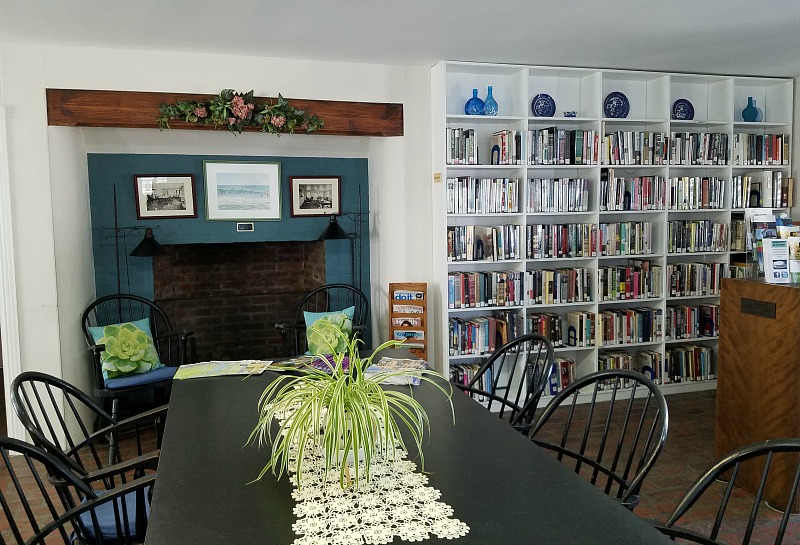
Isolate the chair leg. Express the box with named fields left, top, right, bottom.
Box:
left=108, top=397, right=119, bottom=465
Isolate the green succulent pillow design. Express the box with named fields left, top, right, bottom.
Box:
left=88, top=318, right=163, bottom=379
left=304, top=307, right=355, bottom=355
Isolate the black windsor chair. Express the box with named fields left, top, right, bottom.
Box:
left=275, top=283, right=369, bottom=356
left=529, top=368, right=669, bottom=511
left=451, top=333, right=556, bottom=434
left=81, top=294, right=194, bottom=421
left=0, top=436, right=155, bottom=545
left=11, top=370, right=163, bottom=483
left=655, top=438, right=800, bottom=545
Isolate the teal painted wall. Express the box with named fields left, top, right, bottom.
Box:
left=87, top=154, right=369, bottom=301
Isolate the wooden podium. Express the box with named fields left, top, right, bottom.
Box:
left=717, top=277, right=800, bottom=511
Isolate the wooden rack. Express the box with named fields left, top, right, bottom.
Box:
left=388, top=283, right=428, bottom=360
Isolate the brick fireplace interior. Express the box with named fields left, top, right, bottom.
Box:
left=152, top=241, right=326, bottom=361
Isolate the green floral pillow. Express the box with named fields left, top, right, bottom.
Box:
left=88, top=318, right=163, bottom=379
left=303, top=307, right=354, bottom=355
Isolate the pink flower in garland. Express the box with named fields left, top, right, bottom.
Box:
left=228, top=117, right=237, bottom=125
left=194, top=107, right=208, bottom=118
left=231, top=95, right=255, bottom=120
left=271, top=115, right=286, bottom=128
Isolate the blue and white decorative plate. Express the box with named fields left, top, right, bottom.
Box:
left=604, top=92, right=630, bottom=119
left=672, top=99, right=694, bottom=120
left=531, top=93, right=556, bottom=117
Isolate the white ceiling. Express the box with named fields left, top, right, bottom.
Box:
left=2, top=0, right=800, bottom=78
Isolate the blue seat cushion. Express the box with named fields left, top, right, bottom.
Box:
left=78, top=484, right=151, bottom=540
left=104, top=365, right=176, bottom=390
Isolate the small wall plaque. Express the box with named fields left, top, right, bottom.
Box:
left=740, top=298, right=776, bottom=319
left=237, top=223, right=254, bottom=232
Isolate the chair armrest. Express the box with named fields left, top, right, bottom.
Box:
left=84, top=451, right=160, bottom=485
left=33, top=473, right=156, bottom=543
left=451, top=382, right=523, bottom=414
left=66, top=404, right=167, bottom=462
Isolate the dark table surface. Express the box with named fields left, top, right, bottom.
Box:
left=147, top=364, right=673, bottom=545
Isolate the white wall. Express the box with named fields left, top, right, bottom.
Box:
left=0, top=43, right=435, bottom=436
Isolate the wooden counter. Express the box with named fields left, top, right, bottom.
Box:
left=717, top=277, right=800, bottom=511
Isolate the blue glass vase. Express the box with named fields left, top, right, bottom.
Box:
left=484, top=86, right=498, bottom=116
left=464, top=88, right=484, bottom=115
left=742, top=96, right=759, bottom=122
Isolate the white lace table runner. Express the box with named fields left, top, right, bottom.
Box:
left=274, top=410, right=470, bottom=544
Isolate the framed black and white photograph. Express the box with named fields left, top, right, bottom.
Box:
left=134, top=174, right=197, bottom=219
left=289, top=176, right=341, bottom=217
left=204, top=161, right=282, bottom=221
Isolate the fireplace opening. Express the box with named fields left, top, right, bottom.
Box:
left=152, top=241, right=325, bottom=361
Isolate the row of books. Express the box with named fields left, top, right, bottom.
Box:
left=664, top=344, right=717, bottom=382
left=446, top=173, right=790, bottom=215
left=636, top=345, right=717, bottom=384
left=447, top=270, right=523, bottom=309
left=731, top=132, right=790, bottom=166
left=450, top=364, right=491, bottom=398
left=666, top=262, right=725, bottom=297
left=528, top=128, right=600, bottom=166
left=446, top=224, right=521, bottom=262
left=664, top=303, right=719, bottom=340
left=528, top=313, right=565, bottom=347
left=448, top=311, right=523, bottom=356
left=601, top=131, right=669, bottom=166
left=446, top=304, right=717, bottom=354
left=599, top=172, right=665, bottom=211
left=526, top=177, right=590, bottom=213
left=448, top=260, right=720, bottom=309
left=527, top=223, right=597, bottom=259
left=547, top=357, right=577, bottom=395
left=596, top=307, right=663, bottom=346
left=597, top=261, right=663, bottom=301
left=597, top=221, right=654, bottom=256
left=446, top=177, right=520, bottom=214
left=667, top=220, right=729, bottom=253
left=525, top=267, right=592, bottom=305
left=668, top=132, right=730, bottom=166
left=665, top=176, right=726, bottom=210
left=730, top=172, right=792, bottom=208
left=446, top=128, right=788, bottom=169
left=489, top=130, right=523, bottom=165
left=446, top=127, right=479, bottom=165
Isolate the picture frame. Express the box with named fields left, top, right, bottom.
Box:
left=204, top=161, right=282, bottom=221
left=134, top=174, right=197, bottom=219
left=289, top=176, right=342, bottom=217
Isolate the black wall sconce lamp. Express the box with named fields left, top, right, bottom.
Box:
left=107, top=184, right=168, bottom=293
left=317, top=187, right=368, bottom=294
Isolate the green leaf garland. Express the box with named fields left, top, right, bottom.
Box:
left=157, top=89, right=324, bottom=135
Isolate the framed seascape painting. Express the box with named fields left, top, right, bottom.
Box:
left=289, top=176, right=342, bottom=217
left=134, top=174, right=197, bottom=219
left=204, top=161, right=282, bottom=221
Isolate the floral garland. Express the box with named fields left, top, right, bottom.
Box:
left=157, top=89, right=324, bottom=135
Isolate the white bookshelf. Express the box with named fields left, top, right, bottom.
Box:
left=431, top=61, right=793, bottom=404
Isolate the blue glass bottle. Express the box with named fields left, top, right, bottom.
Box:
left=484, top=86, right=498, bottom=116
left=464, top=88, right=484, bottom=115
left=742, top=96, right=759, bottom=122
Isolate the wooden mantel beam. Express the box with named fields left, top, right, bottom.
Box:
left=45, top=89, right=404, bottom=137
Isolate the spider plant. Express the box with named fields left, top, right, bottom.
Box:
left=249, top=323, right=453, bottom=489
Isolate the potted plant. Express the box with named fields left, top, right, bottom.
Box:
left=249, top=320, right=453, bottom=489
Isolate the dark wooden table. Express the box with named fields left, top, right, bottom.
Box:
left=147, top=367, right=673, bottom=544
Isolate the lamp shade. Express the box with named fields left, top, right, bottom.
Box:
left=130, top=227, right=166, bottom=257
left=318, top=216, right=349, bottom=240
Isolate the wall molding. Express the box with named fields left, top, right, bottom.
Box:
left=0, top=107, right=25, bottom=440
left=46, top=89, right=404, bottom=137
